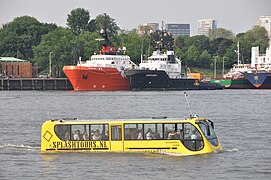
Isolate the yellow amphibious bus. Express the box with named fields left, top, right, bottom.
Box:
left=41, top=116, right=221, bottom=155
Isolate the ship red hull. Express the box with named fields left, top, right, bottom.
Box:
left=63, top=66, right=131, bottom=91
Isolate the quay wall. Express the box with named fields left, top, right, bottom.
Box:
left=0, top=78, right=73, bottom=90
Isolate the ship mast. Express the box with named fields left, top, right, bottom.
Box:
left=237, top=41, right=240, bottom=68
left=100, top=13, right=116, bottom=55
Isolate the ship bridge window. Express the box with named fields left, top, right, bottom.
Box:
left=198, top=120, right=218, bottom=146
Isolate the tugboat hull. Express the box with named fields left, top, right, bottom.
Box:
left=125, top=70, right=223, bottom=90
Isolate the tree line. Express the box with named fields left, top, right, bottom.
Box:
left=0, top=8, right=269, bottom=77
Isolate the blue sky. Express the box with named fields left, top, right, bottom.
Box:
left=0, top=0, right=270, bottom=35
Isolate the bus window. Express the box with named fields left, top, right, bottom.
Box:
left=124, top=124, right=138, bottom=140
left=154, top=124, right=163, bottom=140
left=144, top=124, right=162, bottom=140
left=183, top=123, right=203, bottom=151
left=198, top=120, right=218, bottom=146
left=90, top=124, right=108, bottom=141
left=71, top=125, right=87, bottom=141
left=137, top=124, right=143, bottom=140
left=164, top=124, right=177, bottom=140
left=54, top=125, right=71, bottom=141
left=111, top=126, right=122, bottom=140
left=177, top=123, right=184, bottom=140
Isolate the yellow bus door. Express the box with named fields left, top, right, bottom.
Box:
left=110, top=125, right=123, bottom=151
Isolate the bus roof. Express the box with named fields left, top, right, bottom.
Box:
left=44, top=117, right=207, bottom=124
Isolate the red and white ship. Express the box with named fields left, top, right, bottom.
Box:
left=63, top=28, right=137, bottom=91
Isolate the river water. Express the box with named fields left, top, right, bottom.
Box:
left=0, top=90, right=270, bottom=179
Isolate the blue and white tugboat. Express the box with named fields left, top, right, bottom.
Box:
left=243, top=44, right=271, bottom=89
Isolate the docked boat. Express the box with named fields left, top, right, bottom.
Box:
left=210, top=64, right=254, bottom=89
left=125, top=36, right=222, bottom=90
left=243, top=44, right=271, bottom=88
left=210, top=42, right=256, bottom=89
left=41, top=116, right=222, bottom=155
left=63, top=16, right=137, bottom=91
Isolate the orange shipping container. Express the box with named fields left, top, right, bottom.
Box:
left=188, top=73, right=203, bottom=80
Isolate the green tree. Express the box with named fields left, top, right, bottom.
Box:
left=237, top=26, right=269, bottom=63
left=33, top=27, right=75, bottom=77
left=174, top=36, right=188, bottom=52
left=199, top=50, right=212, bottom=68
left=223, top=43, right=237, bottom=68
left=88, top=19, right=96, bottom=32
left=77, top=31, right=101, bottom=60
left=173, top=46, right=184, bottom=61
left=67, top=8, right=91, bottom=35
left=95, top=13, right=120, bottom=39
left=209, top=37, right=234, bottom=56
left=208, top=28, right=235, bottom=40
left=185, top=45, right=200, bottom=67
left=189, top=35, right=210, bottom=52
left=0, top=16, right=57, bottom=59
left=119, top=29, right=142, bottom=64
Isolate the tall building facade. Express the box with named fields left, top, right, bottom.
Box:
left=146, top=23, right=159, bottom=32
left=198, top=19, right=218, bottom=36
left=165, top=24, right=190, bottom=37
left=257, top=16, right=271, bottom=44
left=138, top=23, right=159, bottom=36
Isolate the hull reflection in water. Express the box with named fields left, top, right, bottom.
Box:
left=41, top=117, right=222, bottom=155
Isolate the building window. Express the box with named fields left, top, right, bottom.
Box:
left=6, top=65, right=8, bottom=76
left=11, top=65, right=14, bottom=76
left=17, top=65, right=20, bottom=77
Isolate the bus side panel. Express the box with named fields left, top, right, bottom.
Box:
left=124, top=140, right=216, bottom=155
left=123, top=140, right=183, bottom=154
left=41, top=122, right=56, bottom=151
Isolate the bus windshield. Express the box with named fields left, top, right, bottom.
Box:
left=198, top=120, right=218, bottom=146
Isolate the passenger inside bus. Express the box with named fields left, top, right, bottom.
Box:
left=191, top=130, right=197, bottom=140
left=152, top=131, right=161, bottom=139
left=64, top=131, right=70, bottom=141
left=137, top=129, right=143, bottom=139
left=101, top=130, right=108, bottom=140
left=146, top=128, right=154, bottom=140
left=168, top=130, right=177, bottom=139
left=83, top=131, right=89, bottom=140
left=93, top=129, right=102, bottom=140
left=177, top=129, right=184, bottom=140
left=74, top=130, right=81, bottom=141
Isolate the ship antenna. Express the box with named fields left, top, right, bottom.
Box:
left=184, top=92, right=193, bottom=117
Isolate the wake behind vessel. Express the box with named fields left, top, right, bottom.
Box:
left=63, top=14, right=136, bottom=91
left=41, top=92, right=221, bottom=155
